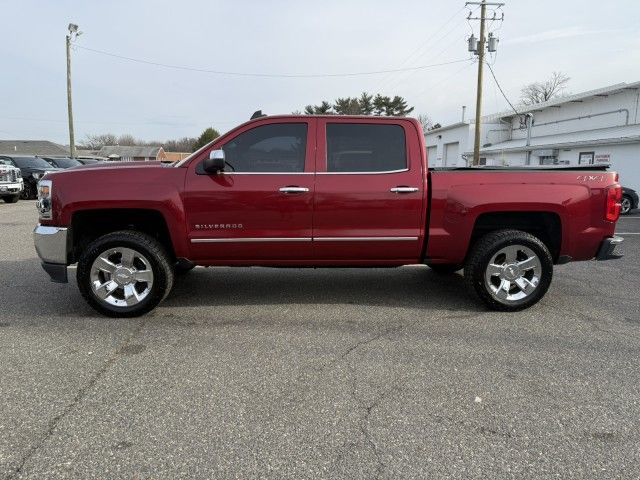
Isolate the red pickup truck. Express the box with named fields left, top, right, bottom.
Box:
left=34, top=115, right=624, bottom=317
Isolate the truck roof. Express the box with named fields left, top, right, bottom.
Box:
left=245, top=114, right=420, bottom=121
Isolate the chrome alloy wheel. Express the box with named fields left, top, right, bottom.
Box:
left=484, top=245, right=542, bottom=303
left=621, top=196, right=632, bottom=215
left=90, top=247, right=154, bottom=307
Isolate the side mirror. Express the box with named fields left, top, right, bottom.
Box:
left=203, top=149, right=225, bottom=173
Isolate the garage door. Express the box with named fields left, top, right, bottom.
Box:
left=444, top=142, right=459, bottom=167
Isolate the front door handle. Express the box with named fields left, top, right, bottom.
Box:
left=279, top=186, right=310, bottom=194
left=390, top=186, right=419, bottom=193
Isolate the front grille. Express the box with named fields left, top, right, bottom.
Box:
left=0, top=171, right=18, bottom=183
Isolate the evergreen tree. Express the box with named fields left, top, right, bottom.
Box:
left=359, top=92, right=374, bottom=115
left=334, top=97, right=361, bottom=115
left=300, top=93, right=414, bottom=117
left=193, top=127, right=221, bottom=150
left=372, top=94, right=389, bottom=116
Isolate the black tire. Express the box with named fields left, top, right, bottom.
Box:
left=77, top=230, right=174, bottom=317
left=621, top=195, right=633, bottom=215
left=2, top=195, right=19, bottom=203
left=464, top=229, right=553, bottom=312
left=428, top=263, right=463, bottom=274
left=20, top=182, right=36, bottom=200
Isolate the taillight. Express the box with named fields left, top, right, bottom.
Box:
left=605, top=184, right=622, bottom=222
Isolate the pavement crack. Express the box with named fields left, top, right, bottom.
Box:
left=336, top=320, right=418, bottom=479
left=5, top=318, right=149, bottom=480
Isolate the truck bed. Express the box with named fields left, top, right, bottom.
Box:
left=425, top=167, right=619, bottom=265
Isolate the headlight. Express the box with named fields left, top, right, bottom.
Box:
left=37, top=179, right=53, bottom=220
left=32, top=172, right=42, bottom=180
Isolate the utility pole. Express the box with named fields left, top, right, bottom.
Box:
left=66, top=23, right=82, bottom=158
left=465, top=2, right=504, bottom=165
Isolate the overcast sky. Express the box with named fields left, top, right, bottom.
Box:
left=2, top=0, right=639, bottom=145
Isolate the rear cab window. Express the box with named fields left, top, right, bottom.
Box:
left=326, top=123, right=407, bottom=173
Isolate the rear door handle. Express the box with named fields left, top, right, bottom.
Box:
left=279, top=186, right=310, bottom=194
left=390, top=186, right=419, bottom=193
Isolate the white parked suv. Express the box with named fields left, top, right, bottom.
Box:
left=0, top=159, right=23, bottom=203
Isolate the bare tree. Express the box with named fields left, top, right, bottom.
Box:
left=82, top=133, right=118, bottom=150
left=84, top=133, right=207, bottom=153
left=520, top=72, right=570, bottom=105
left=162, top=137, right=197, bottom=152
left=417, top=114, right=433, bottom=134
left=117, top=134, right=138, bottom=146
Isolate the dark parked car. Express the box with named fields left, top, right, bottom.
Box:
left=40, top=156, right=83, bottom=169
left=622, top=187, right=638, bottom=215
left=0, top=155, right=61, bottom=199
left=76, top=157, right=102, bottom=165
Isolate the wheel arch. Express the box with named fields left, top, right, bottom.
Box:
left=70, top=208, right=176, bottom=263
left=467, top=211, right=562, bottom=262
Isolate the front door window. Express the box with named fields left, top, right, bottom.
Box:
left=223, top=123, right=307, bottom=173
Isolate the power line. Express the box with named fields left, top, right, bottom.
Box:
left=74, top=44, right=470, bottom=78
left=413, top=59, right=476, bottom=99
left=0, top=115, right=239, bottom=126
left=374, top=6, right=467, bottom=91
left=486, top=61, right=519, bottom=115
left=381, top=20, right=469, bottom=92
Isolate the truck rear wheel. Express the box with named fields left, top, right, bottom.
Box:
left=77, top=230, right=174, bottom=317
left=464, top=230, right=553, bottom=311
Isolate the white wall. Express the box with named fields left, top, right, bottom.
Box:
left=605, top=143, right=640, bottom=191
left=424, top=86, right=640, bottom=185
left=425, top=124, right=473, bottom=167
left=482, top=144, right=640, bottom=190
left=510, top=89, right=640, bottom=140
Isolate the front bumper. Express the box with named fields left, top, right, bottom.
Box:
left=0, top=182, right=23, bottom=195
left=596, top=236, right=624, bottom=261
left=33, top=224, right=70, bottom=283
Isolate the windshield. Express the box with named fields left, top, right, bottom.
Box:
left=48, top=158, right=82, bottom=168
left=12, top=157, right=53, bottom=169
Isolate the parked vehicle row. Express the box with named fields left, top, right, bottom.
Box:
left=33, top=114, right=624, bottom=317
left=0, top=155, right=103, bottom=200
left=0, top=156, right=62, bottom=199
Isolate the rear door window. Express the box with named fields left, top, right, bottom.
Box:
left=326, top=123, right=407, bottom=172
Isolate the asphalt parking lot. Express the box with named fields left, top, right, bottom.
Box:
left=1, top=201, right=639, bottom=479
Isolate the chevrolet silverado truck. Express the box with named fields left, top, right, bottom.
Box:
left=0, top=159, right=23, bottom=203
left=33, top=115, right=624, bottom=317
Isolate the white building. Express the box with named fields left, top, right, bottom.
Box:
left=425, top=81, right=640, bottom=191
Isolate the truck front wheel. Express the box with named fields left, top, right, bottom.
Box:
left=77, top=230, right=174, bottom=317
left=464, top=230, right=553, bottom=311
left=3, top=195, right=19, bottom=203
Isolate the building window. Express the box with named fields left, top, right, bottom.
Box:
left=579, top=152, right=595, bottom=165
left=539, top=156, right=558, bottom=165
